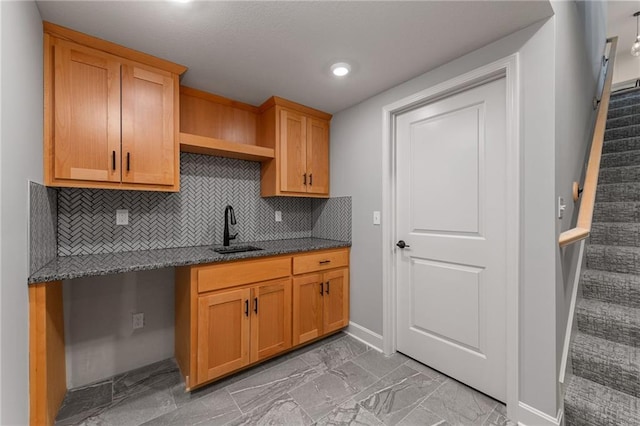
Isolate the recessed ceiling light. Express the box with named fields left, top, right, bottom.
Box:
left=331, top=62, right=351, bottom=77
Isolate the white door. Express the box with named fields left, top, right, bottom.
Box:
left=395, top=77, right=507, bottom=402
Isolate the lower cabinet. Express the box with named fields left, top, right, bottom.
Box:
left=175, top=248, right=349, bottom=391
left=196, top=279, right=292, bottom=384
left=292, top=268, right=349, bottom=345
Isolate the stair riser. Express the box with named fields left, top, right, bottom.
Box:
left=564, top=375, right=640, bottom=426
left=603, top=136, right=640, bottom=154
left=601, top=150, right=640, bottom=168
left=609, top=95, right=640, bottom=109
left=606, top=114, right=640, bottom=129
left=605, top=125, right=640, bottom=142
left=590, top=223, right=640, bottom=247
left=582, top=275, right=640, bottom=309
left=596, top=183, right=640, bottom=202
left=598, top=165, right=640, bottom=183
left=586, top=246, right=640, bottom=274
left=576, top=308, right=640, bottom=347
left=571, top=351, right=640, bottom=398
left=593, top=202, right=640, bottom=223
left=608, top=104, right=640, bottom=119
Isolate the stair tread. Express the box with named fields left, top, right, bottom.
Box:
left=581, top=269, right=640, bottom=310
left=600, top=150, right=640, bottom=168
left=599, top=164, right=640, bottom=184
left=565, top=375, right=640, bottom=426
left=593, top=202, right=640, bottom=223
left=571, top=332, right=640, bottom=397
left=576, top=298, right=640, bottom=347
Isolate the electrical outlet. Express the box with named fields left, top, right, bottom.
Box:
left=132, top=312, right=144, bottom=330
left=116, top=209, right=129, bottom=225
left=275, top=210, right=282, bottom=222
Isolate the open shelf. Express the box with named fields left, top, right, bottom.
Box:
left=179, top=132, right=274, bottom=162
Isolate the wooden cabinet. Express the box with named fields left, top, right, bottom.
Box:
left=292, top=267, right=349, bottom=346
left=258, top=97, right=332, bottom=197
left=175, top=248, right=348, bottom=390
left=196, top=279, right=292, bottom=383
left=44, top=22, right=186, bottom=191
left=197, top=287, right=251, bottom=382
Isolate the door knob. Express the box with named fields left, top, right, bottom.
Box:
left=396, top=240, right=410, bottom=249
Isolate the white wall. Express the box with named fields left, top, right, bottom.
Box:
left=331, top=18, right=564, bottom=419
left=553, top=0, right=608, bottom=408
left=0, top=1, right=43, bottom=424
left=612, top=46, right=640, bottom=87
left=64, top=269, right=175, bottom=387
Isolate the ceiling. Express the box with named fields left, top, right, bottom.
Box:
left=36, top=1, right=552, bottom=114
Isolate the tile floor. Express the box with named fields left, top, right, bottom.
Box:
left=55, top=333, right=515, bottom=426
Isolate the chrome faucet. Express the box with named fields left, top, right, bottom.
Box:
left=223, top=205, right=238, bottom=246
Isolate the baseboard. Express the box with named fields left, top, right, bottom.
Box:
left=517, top=401, right=563, bottom=426
left=345, top=321, right=383, bottom=352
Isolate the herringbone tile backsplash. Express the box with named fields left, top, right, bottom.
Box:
left=55, top=153, right=350, bottom=256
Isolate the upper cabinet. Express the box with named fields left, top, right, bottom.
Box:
left=44, top=22, right=187, bottom=192
left=258, top=97, right=332, bottom=198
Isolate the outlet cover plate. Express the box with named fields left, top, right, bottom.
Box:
left=132, top=312, right=144, bottom=330
left=116, top=209, right=129, bottom=226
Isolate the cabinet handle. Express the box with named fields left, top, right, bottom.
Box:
left=245, top=299, right=249, bottom=317
left=326, top=281, right=330, bottom=294
left=126, top=152, right=130, bottom=172
left=254, top=297, right=258, bottom=315
left=112, top=151, right=116, bottom=171
left=319, top=260, right=331, bottom=265
left=309, top=174, right=313, bottom=186
left=303, top=173, right=307, bottom=185
left=320, top=282, right=324, bottom=296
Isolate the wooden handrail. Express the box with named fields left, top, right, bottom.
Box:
left=559, top=37, right=618, bottom=248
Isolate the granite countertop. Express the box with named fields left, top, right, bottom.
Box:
left=28, top=238, right=351, bottom=284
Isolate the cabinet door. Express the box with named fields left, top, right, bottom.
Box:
left=306, top=118, right=329, bottom=195
left=121, top=64, right=176, bottom=186
left=292, top=274, right=323, bottom=345
left=250, top=279, right=292, bottom=363
left=322, top=268, right=350, bottom=335
left=280, top=109, right=307, bottom=193
left=197, top=288, right=251, bottom=383
left=53, top=40, right=121, bottom=182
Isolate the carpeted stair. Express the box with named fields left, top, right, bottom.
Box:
left=565, top=88, right=640, bottom=426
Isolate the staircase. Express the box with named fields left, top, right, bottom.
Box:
left=565, top=88, right=640, bottom=426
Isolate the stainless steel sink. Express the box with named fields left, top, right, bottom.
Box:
left=213, top=245, right=263, bottom=254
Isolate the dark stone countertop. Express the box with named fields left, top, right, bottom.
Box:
left=28, top=238, right=351, bottom=284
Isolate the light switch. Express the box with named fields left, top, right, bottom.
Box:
left=275, top=210, right=282, bottom=222
left=116, top=209, right=129, bottom=225
left=373, top=211, right=381, bottom=225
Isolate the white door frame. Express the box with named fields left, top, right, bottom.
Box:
left=381, top=54, right=520, bottom=420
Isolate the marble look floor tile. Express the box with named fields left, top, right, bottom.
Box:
left=355, top=365, right=442, bottom=426
left=421, top=380, right=497, bottom=426
left=330, top=361, right=378, bottom=393
left=171, top=363, right=267, bottom=408
left=227, top=393, right=313, bottom=426
left=314, top=398, right=384, bottom=426
left=301, top=336, right=369, bottom=372
left=403, top=359, right=447, bottom=383
left=140, top=388, right=240, bottom=426
left=482, top=404, right=516, bottom=426
left=55, top=380, right=113, bottom=426
left=291, top=363, right=376, bottom=421
left=79, top=387, right=176, bottom=426
left=227, top=357, right=320, bottom=413
left=113, top=359, right=181, bottom=400
left=352, top=350, right=409, bottom=378
left=397, top=405, right=448, bottom=426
